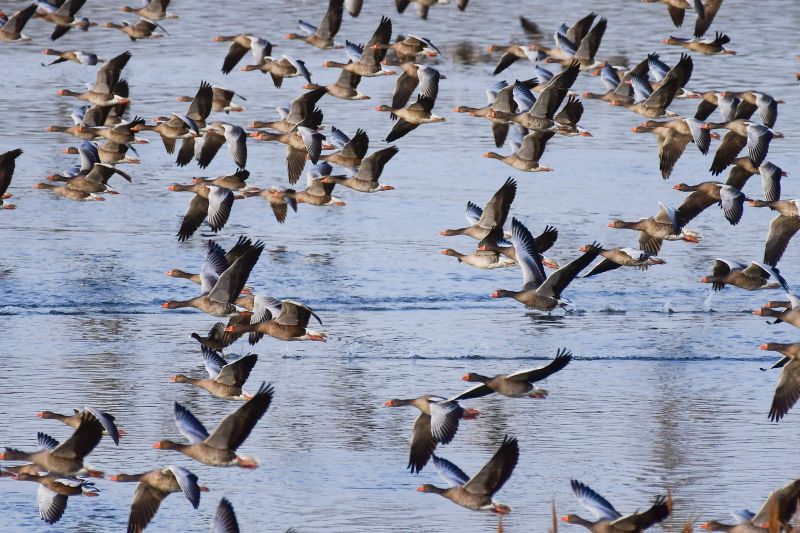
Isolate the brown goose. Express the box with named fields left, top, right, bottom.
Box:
left=699, top=518, right=766, bottom=532
left=384, top=395, right=479, bottom=473
left=488, top=45, right=536, bottom=76
left=79, top=116, right=146, bottom=146
left=441, top=178, right=516, bottom=240
left=456, top=349, right=572, bottom=399
left=608, top=203, right=700, bottom=253
left=303, top=66, right=368, bottom=100
left=285, top=0, right=344, bottom=50
left=121, top=0, right=176, bottom=20
left=63, top=141, right=139, bottom=165
left=171, top=348, right=258, bottom=401
left=56, top=51, right=132, bottom=106
left=153, top=383, right=273, bottom=468
left=439, top=248, right=516, bottom=269
left=320, top=127, right=368, bottom=169
left=162, top=241, right=264, bottom=316
left=166, top=236, right=255, bottom=285
left=32, top=182, right=106, bottom=202
left=42, top=48, right=101, bottom=65
left=213, top=34, right=272, bottom=74
left=723, top=91, right=783, bottom=129
left=561, top=479, right=671, bottom=532
left=491, top=218, right=600, bottom=311
left=322, top=17, right=393, bottom=77
left=418, top=436, right=518, bottom=514
left=377, top=80, right=444, bottom=142
left=321, top=145, right=398, bottom=192
left=478, top=223, right=560, bottom=269
left=748, top=199, right=800, bottom=267
left=248, top=88, right=327, bottom=133
left=704, top=120, right=776, bottom=176
left=663, top=32, right=734, bottom=55
left=631, top=117, right=714, bottom=179
left=544, top=17, right=607, bottom=69
left=531, top=12, right=600, bottom=64
left=752, top=268, right=800, bottom=328
left=758, top=343, right=800, bottom=423
left=177, top=86, right=245, bottom=114
left=0, top=148, right=22, bottom=209
left=224, top=297, right=326, bottom=343
left=191, top=317, right=246, bottom=351
left=672, top=181, right=747, bottom=226
left=0, top=2, right=37, bottom=41
left=487, top=62, right=580, bottom=132
left=12, top=473, right=99, bottom=525
left=454, top=79, right=536, bottom=148
left=37, top=407, right=122, bottom=444
left=374, top=34, right=439, bottom=61
left=110, top=466, right=204, bottom=533
left=131, top=114, right=199, bottom=156
left=0, top=412, right=104, bottom=476
left=253, top=125, right=326, bottom=184
left=34, top=0, right=89, bottom=41
left=191, top=169, right=249, bottom=191
left=582, top=247, right=665, bottom=278
left=483, top=130, right=554, bottom=172
left=241, top=55, right=312, bottom=89
left=748, top=479, right=800, bottom=529
left=167, top=183, right=235, bottom=242
left=643, top=0, right=723, bottom=37
left=105, top=18, right=166, bottom=40
left=700, top=260, right=778, bottom=291
left=611, top=54, right=692, bottom=118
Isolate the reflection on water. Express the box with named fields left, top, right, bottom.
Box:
left=1, top=0, right=799, bottom=530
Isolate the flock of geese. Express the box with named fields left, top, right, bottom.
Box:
left=0, top=0, right=799, bottom=531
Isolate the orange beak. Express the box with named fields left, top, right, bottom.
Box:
left=461, top=374, right=470, bottom=381
left=152, top=442, right=162, bottom=449
left=759, top=344, right=769, bottom=350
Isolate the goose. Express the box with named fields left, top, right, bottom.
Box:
left=161, top=241, right=264, bottom=316
left=197, top=122, right=247, bottom=169
left=105, top=18, right=167, bottom=40
left=377, top=86, right=444, bottom=141
left=177, top=86, right=245, bottom=114
left=213, top=34, right=272, bottom=74
left=582, top=247, right=666, bottom=278
left=483, top=130, right=554, bottom=172
left=0, top=148, right=22, bottom=209
left=285, top=0, right=344, bottom=49
left=191, top=317, right=246, bottom=351
left=241, top=55, right=311, bottom=89
left=56, top=50, right=132, bottom=106
left=321, top=145, right=398, bottom=192
left=531, top=12, right=600, bottom=64
left=62, top=140, right=139, bottom=166
left=418, top=436, right=518, bottom=514
left=488, top=45, right=538, bottom=76
left=454, top=80, right=535, bottom=148
left=238, top=187, right=296, bottom=223
left=663, top=32, right=734, bottom=55
left=132, top=114, right=199, bottom=156
left=752, top=267, right=800, bottom=328
left=192, top=169, right=249, bottom=191
left=491, top=218, right=600, bottom=311
left=78, top=116, right=147, bottom=145
left=386, top=64, right=441, bottom=116
left=704, top=120, right=775, bottom=176
left=542, top=17, right=607, bottom=69
left=11, top=473, right=99, bottom=525
left=759, top=343, right=800, bottom=423
left=384, top=395, right=480, bottom=473
left=724, top=91, right=783, bottom=129
left=248, top=88, right=327, bottom=133
left=630, top=117, right=714, bottom=179
left=373, top=34, right=439, bottom=60
left=643, top=0, right=724, bottom=37
left=693, top=91, right=741, bottom=122
left=583, top=57, right=649, bottom=104
left=0, top=2, right=36, bottom=41
left=121, top=0, right=176, bottom=20
left=610, top=54, right=692, bottom=117
left=441, top=177, right=516, bottom=240
left=560, top=479, right=671, bottom=532
left=110, top=466, right=205, bottom=532
left=267, top=166, right=346, bottom=208
left=439, top=248, right=516, bottom=269
left=477, top=223, right=560, bottom=269
left=700, top=260, right=778, bottom=291
left=486, top=62, right=580, bottom=131
left=725, top=161, right=785, bottom=202
left=41, top=48, right=101, bottom=65
left=455, top=349, right=572, bottom=399
left=153, top=383, right=273, bottom=468
left=322, top=17, right=393, bottom=77
left=253, top=123, right=327, bottom=184
left=166, top=237, right=256, bottom=285
left=672, top=181, right=748, bottom=226
left=170, top=348, right=258, bottom=401
left=748, top=479, right=800, bottom=529
left=167, top=183, right=234, bottom=242
left=748, top=199, right=800, bottom=267
left=36, top=407, right=121, bottom=445
left=31, top=182, right=106, bottom=202
left=699, top=511, right=767, bottom=532
left=608, top=203, right=700, bottom=253
left=224, top=296, right=326, bottom=343
left=303, top=65, right=368, bottom=100
left=34, top=0, right=89, bottom=41
left=320, top=127, right=368, bottom=169
left=0, top=411, right=105, bottom=476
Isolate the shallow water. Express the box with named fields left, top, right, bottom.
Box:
left=1, top=0, right=799, bottom=531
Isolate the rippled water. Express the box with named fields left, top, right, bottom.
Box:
left=1, top=0, right=799, bottom=531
